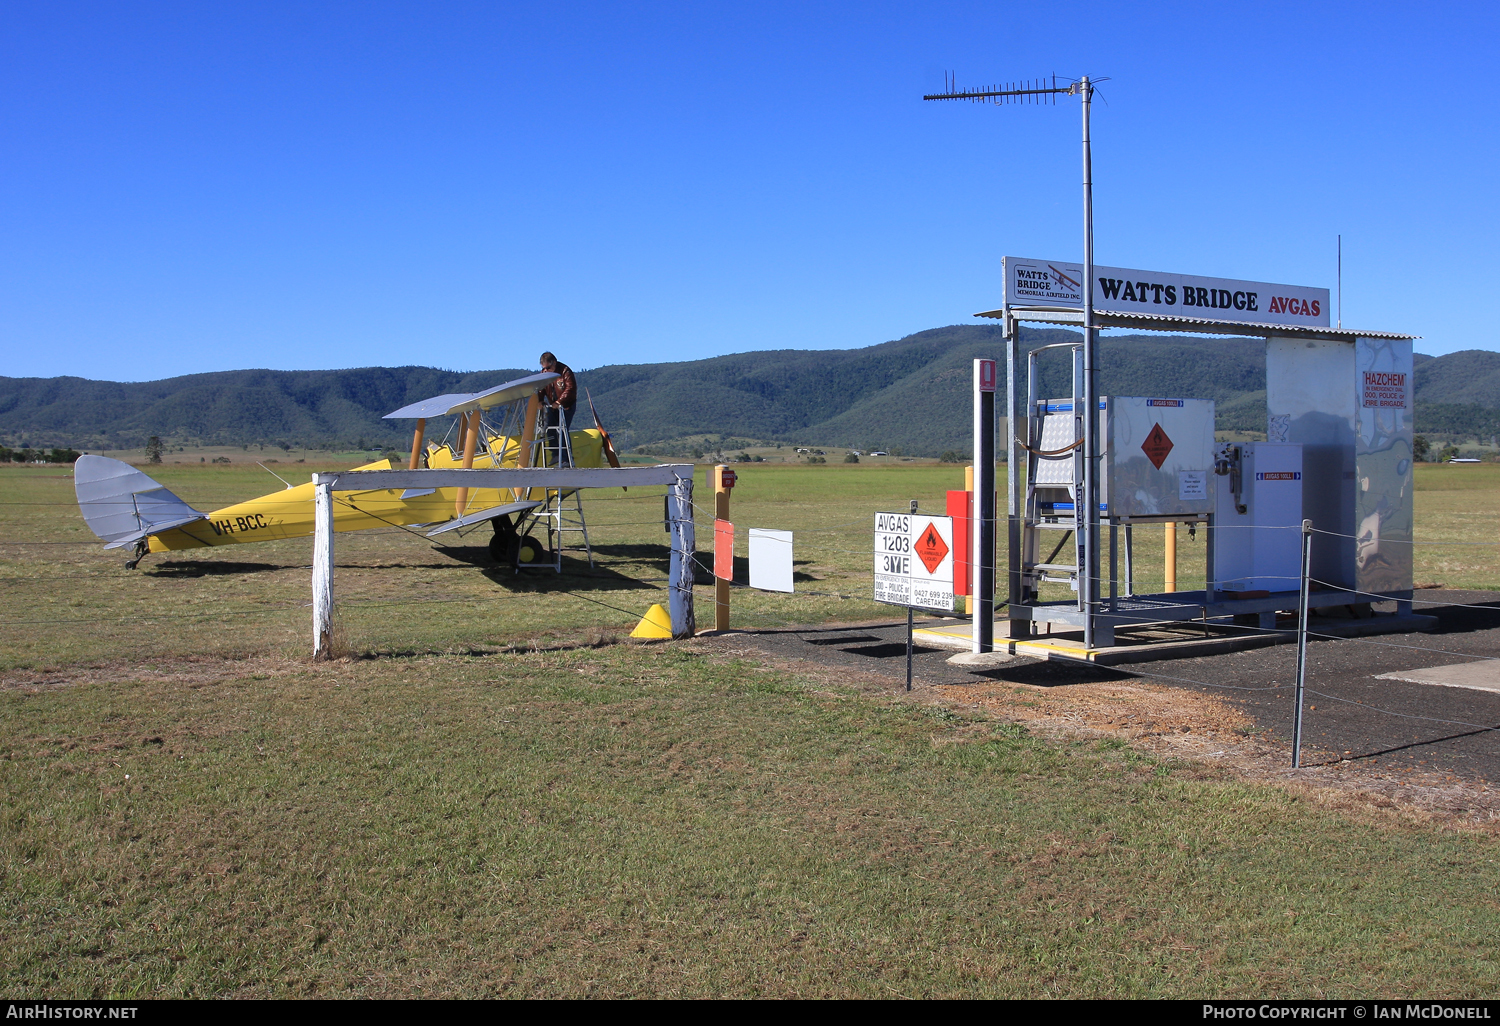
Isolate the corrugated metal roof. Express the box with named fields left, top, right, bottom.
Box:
left=974, top=306, right=1419, bottom=341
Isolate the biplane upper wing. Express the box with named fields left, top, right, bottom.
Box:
left=381, top=393, right=476, bottom=420
left=74, top=454, right=207, bottom=549
left=382, top=373, right=559, bottom=421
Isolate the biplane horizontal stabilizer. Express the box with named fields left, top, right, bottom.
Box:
left=74, top=455, right=207, bottom=548
left=424, top=500, right=544, bottom=537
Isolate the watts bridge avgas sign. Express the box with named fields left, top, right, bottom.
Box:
left=1003, top=256, right=1330, bottom=329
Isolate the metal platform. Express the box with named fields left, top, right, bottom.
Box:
left=1009, top=587, right=1415, bottom=646
left=915, top=590, right=1437, bottom=665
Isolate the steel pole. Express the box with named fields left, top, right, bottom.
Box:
left=1292, top=519, right=1313, bottom=768
left=973, top=361, right=996, bottom=653
left=907, top=498, right=918, bottom=689
left=1080, top=77, right=1100, bottom=650
left=906, top=606, right=914, bottom=692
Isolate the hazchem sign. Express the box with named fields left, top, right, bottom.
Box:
left=873, top=513, right=954, bottom=612
left=1003, top=256, right=1330, bottom=329
left=1361, top=370, right=1409, bottom=409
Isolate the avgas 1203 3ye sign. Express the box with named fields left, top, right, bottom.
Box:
left=873, top=513, right=954, bottom=612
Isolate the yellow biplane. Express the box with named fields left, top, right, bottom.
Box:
left=75, top=371, right=623, bottom=569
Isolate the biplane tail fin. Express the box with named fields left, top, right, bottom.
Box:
left=74, top=455, right=207, bottom=549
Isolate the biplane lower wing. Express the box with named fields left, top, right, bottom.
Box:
left=424, top=500, right=543, bottom=537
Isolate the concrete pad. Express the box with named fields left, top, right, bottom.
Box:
left=1375, top=660, right=1500, bottom=694
left=913, top=623, right=976, bottom=652
left=915, top=612, right=1439, bottom=666
left=946, top=651, right=1021, bottom=669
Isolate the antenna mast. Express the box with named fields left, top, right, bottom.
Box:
left=925, top=73, right=1108, bottom=650
left=1337, top=234, right=1342, bottom=329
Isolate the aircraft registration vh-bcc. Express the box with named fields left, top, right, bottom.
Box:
left=74, top=371, right=625, bottom=571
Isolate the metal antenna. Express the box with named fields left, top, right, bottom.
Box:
left=925, top=72, right=1109, bottom=651
left=924, top=73, right=1071, bottom=105
left=1337, top=234, right=1343, bottom=329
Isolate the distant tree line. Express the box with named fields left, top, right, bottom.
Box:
left=1, top=446, right=81, bottom=464
left=1414, top=402, right=1500, bottom=440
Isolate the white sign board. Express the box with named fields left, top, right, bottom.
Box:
left=748, top=528, right=793, bottom=593
left=873, top=513, right=954, bottom=612
left=1003, top=256, right=1330, bottom=329
left=1178, top=471, right=1208, bottom=501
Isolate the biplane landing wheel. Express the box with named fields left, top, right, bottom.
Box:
left=124, top=558, right=141, bottom=570
left=514, top=533, right=548, bottom=569
left=124, top=541, right=147, bottom=570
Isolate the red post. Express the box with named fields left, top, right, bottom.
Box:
left=947, top=489, right=972, bottom=600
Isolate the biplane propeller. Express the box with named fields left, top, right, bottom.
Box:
left=74, top=371, right=624, bottom=570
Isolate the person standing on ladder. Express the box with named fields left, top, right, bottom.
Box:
left=538, top=351, right=577, bottom=467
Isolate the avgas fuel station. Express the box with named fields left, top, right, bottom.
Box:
left=913, top=255, right=1428, bottom=663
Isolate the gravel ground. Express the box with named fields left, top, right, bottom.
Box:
left=719, top=590, right=1500, bottom=784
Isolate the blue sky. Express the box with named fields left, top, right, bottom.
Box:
left=2, top=1, right=1495, bottom=381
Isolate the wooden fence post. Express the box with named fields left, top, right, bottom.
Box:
left=312, top=474, right=335, bottom=659
left=668, top=470, right=696, bottom=638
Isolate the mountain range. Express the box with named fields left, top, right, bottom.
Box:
left=1, top=326, right=1496, bottom=457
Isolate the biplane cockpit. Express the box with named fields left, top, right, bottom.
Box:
left=74, top=371, right=623, bottom=570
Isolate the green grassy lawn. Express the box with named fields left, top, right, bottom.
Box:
left=5, top=645, right=1500, bottom=998
left=2, top=459, right=1499, bottom=997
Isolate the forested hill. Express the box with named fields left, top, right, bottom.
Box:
left=0, top=365, right=532, bottom=454
left=1, top=327, right=1496, bottom=457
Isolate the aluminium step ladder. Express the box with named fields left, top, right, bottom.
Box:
left=523, top=411, right=594, bottom=572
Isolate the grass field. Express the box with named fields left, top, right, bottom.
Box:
left=3, top=460, right=1494, bottom=671
left=2, top=459, right=1500, bottom=997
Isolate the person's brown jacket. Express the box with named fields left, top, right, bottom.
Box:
left=542, top=362, right=577, bottom=410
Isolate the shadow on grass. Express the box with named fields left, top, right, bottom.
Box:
left=343, top=637, right=632, bottom=661
left=434, top=544, right=664, bottom=593
left=145, top=561, right=293, bottom=578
